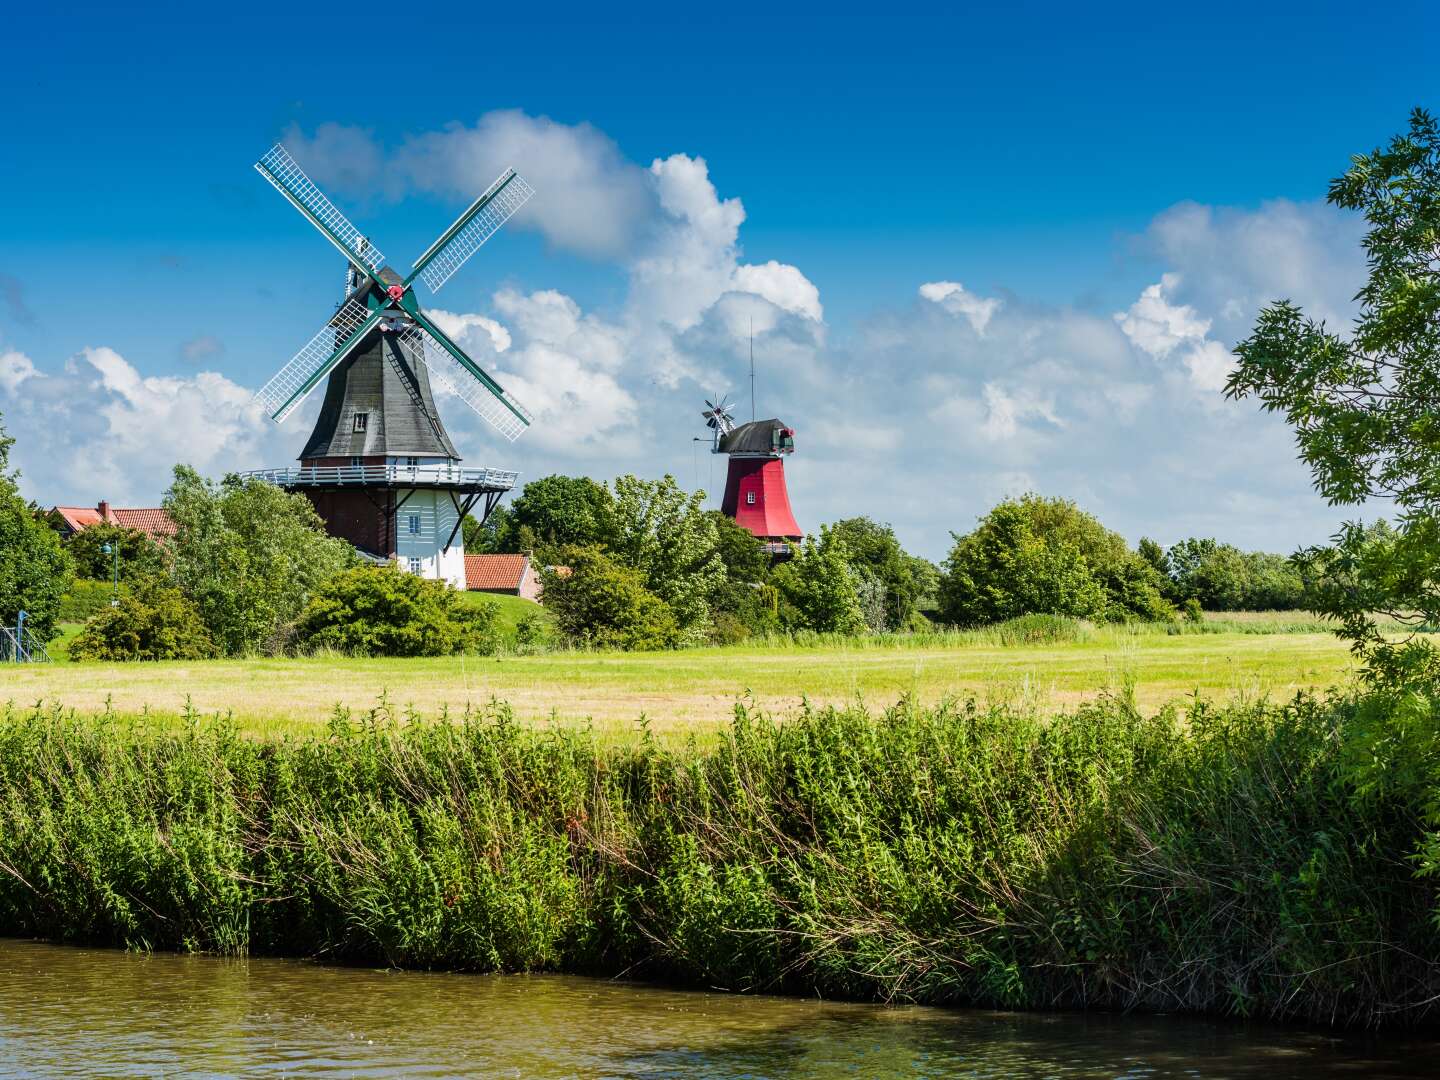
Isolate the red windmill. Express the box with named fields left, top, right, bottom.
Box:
left=702, top=393, right=802, bottom=555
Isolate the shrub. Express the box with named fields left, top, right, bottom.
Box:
left=540, top=547, right=678, bottom=650
left=940, top=495, right=1172, bottom=626
left=772, top=532, right=866, bottom=633
left=295, top=564, right=496, bottom=657
left=64, top=522, right=166, bottom=581
left=58, top=578, right=128, bottom=622
left=69, top=585, right=216, bottom=661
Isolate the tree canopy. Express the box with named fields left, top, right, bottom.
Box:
left=1228, top=108, right=1440, bottom=671
left=164, top=467, right=357, bottom=656
left=0, top=417, right=73, bottom=642
left=939, top=495, right=1171, bottom=626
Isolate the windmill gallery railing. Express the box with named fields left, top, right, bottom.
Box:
left=237, top=464, right=519, bottom=492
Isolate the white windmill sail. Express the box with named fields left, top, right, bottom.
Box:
left=397, top=321, right=533, bottom=442
left=255, top=297, right=379, bottom=422
left=406, top=169, right=535, bottom=294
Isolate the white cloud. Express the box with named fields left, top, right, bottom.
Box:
left=0, top=347, right=280, bottom=505
left=0, top=349, right=39, bottom=394
left=1115, top=274, right=1237, bottom=395
left=732, top=261, right=823, bottom=321
left=428, top=310, right=512, bottom=353
left=919, top=281, right=1002, bottom=333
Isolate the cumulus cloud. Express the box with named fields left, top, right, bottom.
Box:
left=0, top=349, right=39, bottom=394
left=0, top=346, right=281, bottom=505
left=919, top=281, right=1002, bottom=333
left=1115, top=274, right=1237, bottom=393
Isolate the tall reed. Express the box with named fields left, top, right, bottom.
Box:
left=0, top=691, right=1435, bottom=1027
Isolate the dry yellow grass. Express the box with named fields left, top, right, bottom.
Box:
left=3, top=622, right=1358, bottom=737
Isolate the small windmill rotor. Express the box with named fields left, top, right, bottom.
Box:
left=701, top=393, right=735, bottom=435
left=252, top=143, right=536, bottom=441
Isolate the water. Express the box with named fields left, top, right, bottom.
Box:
left=0, top=939, right=1432, bottom=1078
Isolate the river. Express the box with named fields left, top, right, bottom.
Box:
left=0, top=939, right=1432, bottom=1077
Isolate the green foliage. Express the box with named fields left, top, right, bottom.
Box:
left=1163, top=537, right=1307, bottom=611
left=64, top=521, right=166, bottom=581
left=164, top=467, right=357, bottom=656
left=296, top=564, right=497, bottom=657
left=495, top=475, right=616, bottom=559
left=772, top=530, right=867, bottom=633
left=710, top=510, right=770, bottom=584
left=540, top=547, right=679, bottom=651
left=2, top=692, right=1438, bottom=1025
left=0, top=417, right=73, bottom=642
left=826, top=517, right=924, bottom=630
left=608, top=475, right=724, bottom=642
left=69, top=584, right=216, bottom=661
left=1228, top=108, right=1440, bottom=674
left=58, top=578, right=128, bottom=622
left=939, top=495, right=1171, bottom=626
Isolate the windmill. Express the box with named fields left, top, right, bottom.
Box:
left=703, top=394, right=802, bottom=554
left=240, top=144, right=535, bottom=588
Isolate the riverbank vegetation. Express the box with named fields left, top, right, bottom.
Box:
left=1, top=688, right=1436, bottom=1028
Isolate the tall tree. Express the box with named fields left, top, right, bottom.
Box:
left=499, top=475, right=616, bottom=558
left=609, top=474, right=724, bottom=641
left=164, top=467, right=356, bottom=655
left=826, top=516, right=921, bottom=630
left=1228, top=108, right=1440, bottom=672
left=0, top=417, right=72, bottom=642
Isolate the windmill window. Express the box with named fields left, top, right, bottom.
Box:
left=407, top=514, right=421, bottom=536
left=405, top=456, right=419, bottom=467
left=408, top=557, right=422, bottom=574
left=746, top=492, right=757, bottom=505
left=349, top=456, right=363, bottom=467
left=352, top=412, right=369, bottom=433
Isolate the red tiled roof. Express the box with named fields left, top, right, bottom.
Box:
left=465, top=553, right=529, bottom=591
left=52, top=505, right=176, bottom=540
left=53, top=506, right=102, bottom=532
left=112, top=508, right=176, bottom=537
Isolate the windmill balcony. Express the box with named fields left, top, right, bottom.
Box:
left=237, top=463, right=518, bottom=493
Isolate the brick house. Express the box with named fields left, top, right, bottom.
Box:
left=51, top=501, right=176, bottom=542
left=464, top=553, right=543, bottom=601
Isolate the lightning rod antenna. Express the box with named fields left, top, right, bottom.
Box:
left=749, top=317, right=756, bottom=422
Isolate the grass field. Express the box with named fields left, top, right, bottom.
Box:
left=5, top=613, right=1362, bottom=736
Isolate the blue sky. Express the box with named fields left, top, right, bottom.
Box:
left=2, top=3, right=1436, bottom=559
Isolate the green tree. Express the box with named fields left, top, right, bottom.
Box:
left=939, top=495, right=1171, bottom=626
left=295, top=563, right=496, bottom=657
left=609, top=475, right=724, bottom=642
left=164, top=467, right=356, bottom=656
left=539, top=546, right=678, bottom=650
left=65, top=521, right=166, bottom=582
left=0, top=418, right=73, bottom=642
left=825, top=517, right=921, bottom=630
left=498, top=475, right=616, bottom=558
left=462, top=505, right=512, bottom=554
left=710, top=510, right=770, bottom=583
left=1227, top=108, right=1440, bottom=673
left=772, top=530, right=866, bottom=633
left=69, top=584, right=216, bottom=661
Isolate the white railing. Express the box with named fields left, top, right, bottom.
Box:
left=238, top=464, right=519, bottom=490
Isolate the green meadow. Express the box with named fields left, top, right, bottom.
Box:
left=12, top=610, right=1360, bottom=737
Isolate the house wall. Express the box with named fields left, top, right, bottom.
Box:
left=393, top=489, right=466, bottom=589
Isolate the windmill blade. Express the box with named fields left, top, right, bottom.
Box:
left=405, top=169, right=535, bottom=294
left=255, top=144, right=386, bottom=277
left=254, top=297, right=381, bottom=422
left=397, top=313, right=533, bottom=441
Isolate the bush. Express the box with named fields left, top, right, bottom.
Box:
left=0, top=420, right=73, bottom=643
left=58, top=578, right=128, bottom=623
left=540, top=547, right=679, bottom=651
left=940, top=495, right=1172, bottom=626
left=295, top=564, right=496, bottom=657
left=69, top=585, right=216, bottom=661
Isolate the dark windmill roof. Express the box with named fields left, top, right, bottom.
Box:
left=717, top=418, right=794, bottom=455
left=300, top=325, right=461, bottom=461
